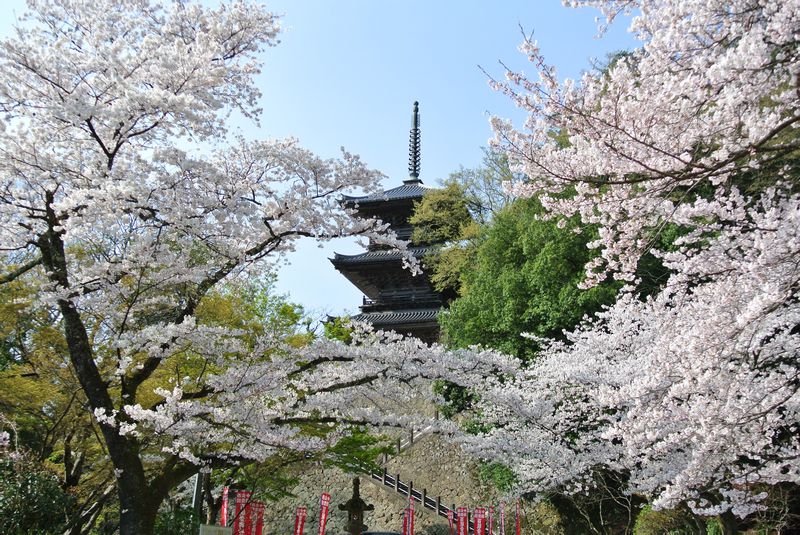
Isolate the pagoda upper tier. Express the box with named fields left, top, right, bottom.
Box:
left=340, top=178, right=431, bottom=244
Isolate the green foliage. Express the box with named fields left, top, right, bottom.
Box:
left=477, top=461, right=516, bottom=493
left=221, top=457, right=303, bottom=506
left=525, top=501, right=566, bottom=535
left=462, top=413, right=493, bottom=435
left=446, top=147, right=516, bottom=224
left=441, top=197, right=620, bottom=360
left=0, top=275, right=56, bottom=372
left=410, top=180, right=480, bottom=294
left=197, top=276, right=313, bottom=348
left=548, top=127, right=571, bottom=149
left=0, top=451, right=76, bottom=535
left=91, top=510, right=121, bottom=535
left=634, top=223, right=685, bottom=298
left=634, top=504, right=705, bottom=535
left=0, top=280, right=29, bottom=370
left=706, top=519, right=723, bottom=535
left=410, top=148, right=514, bottom=296
left=322, top=427, right=392, bottom=473
left=411, top=181, right=473, bottom=245
left=425, top=237, right=479, bottom=296
left=432, top=380, right=475, bottom=418
left=153, top=504, right=199, bottom=535
left=323, top=316, right=353, bottom=343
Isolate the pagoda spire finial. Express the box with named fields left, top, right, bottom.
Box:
left=407, top=101, right=421, bottom=181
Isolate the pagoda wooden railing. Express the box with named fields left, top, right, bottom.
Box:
left=361, top=291, right=443, bottom=310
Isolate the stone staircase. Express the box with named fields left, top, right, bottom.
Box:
left=357, top=425, right=477, bottom=534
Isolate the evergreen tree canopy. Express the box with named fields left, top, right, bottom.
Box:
left=441, top=197, right=620, bottom=360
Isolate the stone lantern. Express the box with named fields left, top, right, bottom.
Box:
left=338, top=478, right=374, bottom=535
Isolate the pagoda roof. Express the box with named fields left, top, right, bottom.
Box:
left=330, top=246, right=431, bottom=266
left=342, top=179, right=432, bottom=205
left=351, top=307, right=440, bottom=326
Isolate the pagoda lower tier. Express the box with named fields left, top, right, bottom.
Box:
left=350, top=308, right=440, bottom=344
left=330, top=246, right=443, bottom=343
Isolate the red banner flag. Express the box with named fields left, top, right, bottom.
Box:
left=474, top=508, right=486, bottom=535
left=244, top=496, right=254, bottom=535
left=488, top=506, right=494, bottom=535
left=515, top=501, right=521, bottom=535
left=456, top=507, right=469, bottom=535
left=221, top=487, right=229, bottom=527
left=233, top=490, right=251, bottom=535
left=252, top=501, right=265, bottom=535
left=499, top=502, right=505, bottom=535
left=447, top=509, right=454, bottom=535
left=294, top=507, right=308, bottom=535
left=407, top=491, right=415, bottom=535
left=318, top=492, right=331, bottom=535
left=402, top=508, right=410, bottom=535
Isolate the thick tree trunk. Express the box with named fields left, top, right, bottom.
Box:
left=718, top=511, right=738, bottom=535
left=38, top=210, right=162, bottom=535
left=39, top=197, right=220, bottom=535
left=118, top=496, right=159, bottom=535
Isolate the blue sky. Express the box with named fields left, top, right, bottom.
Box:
left=0, top=1, right=638, bottom=320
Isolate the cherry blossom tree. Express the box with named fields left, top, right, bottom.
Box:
left=0, top=1, right=441, bottom=533
left=471, top=0, right=800, bottom=530
left=466, top=194, right=799, bottom=525
left=495, top=0, right=799, bottom=286
left=3, top=1, right=797, bottom=533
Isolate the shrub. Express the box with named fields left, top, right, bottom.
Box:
left=0, top=451, right=75, bottom=534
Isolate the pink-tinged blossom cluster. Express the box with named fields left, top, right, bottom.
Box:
left=464, top=192, right=799, bottom=516
left=476, top=0, right=800, bottom=518
left=493, top=0, right=799, bottom=285
left=107, top=325, right=515, bottom=465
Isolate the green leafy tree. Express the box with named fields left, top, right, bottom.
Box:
left=411, top=181, right=474, bottom=246
left=0, top=449, right=77, bottom=535
left=445, top=147, right=516, bottom=225
left=323, top=317, right=353, bottom=344
left=410, top=148, right=514, bottom=296
left=430, top=195, right=623, bottom=528
left=440, top=197, right=619, bottom=360
left=410, top=180, right=478, bottom=295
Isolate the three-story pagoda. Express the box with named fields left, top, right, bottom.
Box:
left=330, top=102, right=446, bottom=343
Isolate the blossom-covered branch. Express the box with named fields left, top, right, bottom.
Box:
left=476, top=0, right=800, bottom=522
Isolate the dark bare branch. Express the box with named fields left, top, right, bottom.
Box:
left=0, top=256, right=42, bottom=284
